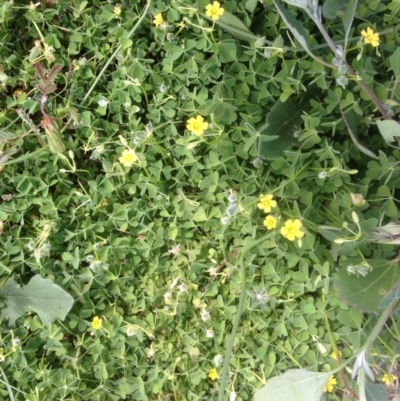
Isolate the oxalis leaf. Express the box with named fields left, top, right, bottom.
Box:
left=334, top=260, right=400, bottom=314
left=257, top=86, right=317, bottom=159
left=254, top=369, right=332, bottom=401
left=0, top=274, right=74, bottom=326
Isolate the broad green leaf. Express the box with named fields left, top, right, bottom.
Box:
left=342, top=0, right=357, bottom=52
left=322, top=0, right=347, bottom=19
left=365, top=382, right=390, bottom=401
left=254, top=369, right=332, bottom=401
left=258, top=87, right=316, bottom=159
left=389, top=47, right=400, bottom=79
left=334, top=260, right=400, bottom=314
left=376, top=120, right=400, bottom=144
left=0, top=275, right=74, bottom=326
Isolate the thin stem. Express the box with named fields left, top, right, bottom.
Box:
left=313, top=18, right=392, bottom=120
left=60, top=0, right=152, bottom=134
left=217, top=234, right=270, bottom=401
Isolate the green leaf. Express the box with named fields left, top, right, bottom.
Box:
left=389, top=47, right=400, bottom=79
left=379, top=280, right=400, bottom=309
left=334, top=260, right=400, bottom=314
left=258, top=87, right=316, bottom=159
left=272, top=0, right=325, bottom=65
left=342, top=0, right=357, bottom=52
left=254, top=369, right=332, bottom=401
left=214, top=11, right=259, bottom=44
left=376, top=120, right=400, bottom=144
left=0, top=275, right=74, bottom=326
left=322, top=0, right=347, bottom=19
left=365, top=382, right=390, bottom=401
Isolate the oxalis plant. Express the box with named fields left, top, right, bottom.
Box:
left=0, top=0, right=399, bottom=400
left=209, top=0, right=400, bottom=400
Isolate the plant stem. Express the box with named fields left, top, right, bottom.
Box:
left=217, top=234, right=270, bottom=401
left=313, top=18, right=392, bottom=120
left=61, top=0, right=152, bottom=134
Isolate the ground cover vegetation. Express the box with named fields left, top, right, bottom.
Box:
left=0, top=0, right=399, bottom=400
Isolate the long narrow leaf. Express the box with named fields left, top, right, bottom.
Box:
left=342, top=0, right=358, bottom=53
left=271, top=0, right=332, bottom=68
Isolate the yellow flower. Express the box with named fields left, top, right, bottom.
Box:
left=91, top=316, right=102, bottom=330
left=330, top=350, right=342, bottom=361
left=205, top=1, right=225, bottom=21
left=114, top=6, right=121, bottom=16
left=264, top=215, right=277, bottom=230
left=257, top=194, right=277, bottom=213
left=119, top=148, right=138, bottom=167
left=361, top=27, right=380, bottom=47
left=280, top=219, right=304, bottom=241
left=153, top=13, right=164, bottom=27
left=186, top=115, right=208, bottom=136
left=324, top=375, right=337, bottom=393
left=209, top=368, right=219, bottom=380
left=382, top=373, right=396, bottom=385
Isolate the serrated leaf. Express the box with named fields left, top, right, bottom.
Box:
left=254, top=369, right=332, bottom=401
left=257, top=87, right=316, bottom=159
left=0, top=275, right=74, bottom=326
left=334, top=260, right=400, bottom=314
left=376, top=120, right=400, bottom=144
left=365, top=382, right=390, bottom=401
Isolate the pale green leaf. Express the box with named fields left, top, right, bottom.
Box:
left=365, top=382, right=390, bottom=401
left=334, top=260, right=400, bottom=314
left=254, top=369, right=332, bottom=401
left=376, top=120, right=400, bottom=144
left=0, top=275, right=74, bottom=326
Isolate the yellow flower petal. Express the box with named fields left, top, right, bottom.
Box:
left=324, top=375, right=337, bottom=393
left=205, top=1, right=225, bottom=21
left=208, top=368, right=219, bottom=380
left=91, top=316, right=102, bottom=330
left=280, top=219, right=304, bottom=241
left=186, top=115, right=209, bottom=136
left=153, top=13, right=164, bottom=27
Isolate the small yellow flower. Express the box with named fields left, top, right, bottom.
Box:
left=114, top=6, right=121, bottom=16
left=257, top=194, right=277, bottom=213
left=91, top=316, right=102, bottom=330
left=280, top=219, right=304, bottom=241
left=153, top=13, right=164, bottom=27
left=330, top=350, right=342, bottom=361
left=209, top=368, right=219, bottom=380
left=361, top=27, right=380, bottom=47
left=382, top=373, right=396, bottom=385
left=119, top=148, right=138, bottom=167
left=205, top=1, right=225, bottom=21
left=186, top=115, right=208, bottom=136
left=263, top=215, right=277, bottom=230
left=324, top=375, right=337, bottom=393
